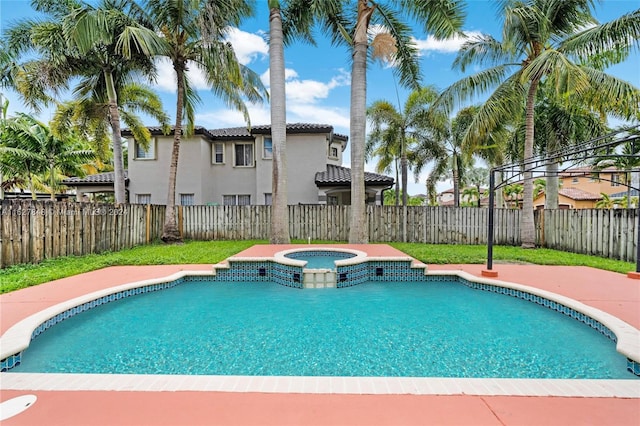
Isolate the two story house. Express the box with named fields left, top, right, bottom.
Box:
left=533, top=167, right=628, bottom=209
left=66, top=123, right=394, bottom=206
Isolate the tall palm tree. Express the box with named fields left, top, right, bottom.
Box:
left=144, top=0, right=267, bottom=243
left=533, top=81, right=608, bottom=209
left=414, top=106, right=476, bottom=207
left=366, top=124, right=401, bottom=205
left=367, top=86, right=442, bottom=207
left=4, top=0, right=164, bottom=204
left=284, top=0, right=465, bottom=243
left=439, top=1, right=640, bottom=247
left=268, top=1, right=289, bottom=243
left=0, top=113, right=95, bottom=199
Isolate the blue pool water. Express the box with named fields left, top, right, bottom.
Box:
left=283, top=251, right=356, bottom=269
left=12, top=280, right=635, bottom=378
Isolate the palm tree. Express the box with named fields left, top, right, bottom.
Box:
left=5, top=0, right=164, bottom=204
left=144, top=0, right=267, bottom=243
left=533, top=178, right=546, bottom=200
left=0, top=113, right=94, bottom=199
left=439, top=1, right=640, bottom=247
left=595, top=193, right=615, bottom=209
left=367, top=86, right=442, bottom=207
left=50, top=83, right=169, bottom=165
left=533, top=80, right=609, bottom=209
left=461, top=186, right=479, bottom=207
left=268, top=1, right=290, bottom=244
left=284, top=0, right=465, bottom=243
left=366, top=125, right=401, bottom=205
left=504, top=183, right=524, bottom=209
left=415, top=106, right=476, bottom=207
left=465, top=166, right=488, bottom=207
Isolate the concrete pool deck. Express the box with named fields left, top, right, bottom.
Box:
left=1, top=244, right=639, bottom=425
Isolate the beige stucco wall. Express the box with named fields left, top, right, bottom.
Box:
left=533, top=193, right=597, bottom=209
left=128, top=131, right=347, bottom=206
left=128, top=136, right=207, bottom=205
left=561, top=172, right=625, bottom=196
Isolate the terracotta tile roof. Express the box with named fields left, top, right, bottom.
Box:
left=558, top=188, right=601, bottom=200
left=315, top=165, right=394, bottom=186
left=63, top=171, right=128, bottom=186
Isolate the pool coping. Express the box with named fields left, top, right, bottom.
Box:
left=1, top=267, right=639, bottom=396
left=1, top=372, right=638, bottom=398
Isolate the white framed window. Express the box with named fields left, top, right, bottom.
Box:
left=327, top=195, right=338, bottom=205
left=611, top=174, right=621, bottom=187
left=329, top=145, right=339, bottom=159
left=234, top=143, right=254, bottom=167
left=264, top=193, right=272, bottom=205
left=136, top=194, right=151, bottom=204
left=212, top=143, right=224, bottom=164
left=134, top=138, right=156, bottom=160
left=223, top=194, right=251, bottom=205
left=180, top=193, right=195, bottom=205
left=263, top=137, right=273, bottom=159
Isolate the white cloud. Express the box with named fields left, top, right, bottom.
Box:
left=153, top=58, right=213, bottom=92
left=224, top=27, right=268, bottom=65
left=413, top=31, right=482, bottom=53
left=260, top=67, right=350, bottom=105
left=286, top=70, right=350, bottom=104
left=260, top=68, right=299, bottom=87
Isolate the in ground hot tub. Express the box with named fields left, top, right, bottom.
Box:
left=274, top=248, right=367, bottom=288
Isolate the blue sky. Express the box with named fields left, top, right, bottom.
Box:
left=1, top=0, right=639, bottom=195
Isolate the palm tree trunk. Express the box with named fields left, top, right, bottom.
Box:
left=348, top=0, right=374, bottom=244
left=104, top=71, right=127, bottom=204
left=269, top=3, right=290, bottom=244
left=521, top=79, right=539, bottom=248
left=394, top=158, right=399, bottom=206
left=545, top=161, right=559, bottom=209
left=162, top=66, right=185, bottom=244
left=452, top=155, right=459, bottom=207
left=400, top=132, right=407, bottom=207
left=50, top=162, right=56, bottom=201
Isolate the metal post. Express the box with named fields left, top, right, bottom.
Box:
left=636, top=203, right=639, bottom=273
left=487, top=170, right=495, bottom=271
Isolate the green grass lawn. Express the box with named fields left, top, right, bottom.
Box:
left=0, top=240, right=635, bottom=294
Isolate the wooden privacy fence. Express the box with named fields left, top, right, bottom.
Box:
left=542, top=208, right=638, bottom=263
left=0, top=200, right=637, bottom=268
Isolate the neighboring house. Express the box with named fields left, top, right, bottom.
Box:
left=436, top=187, right=488, bottom=207
left=63, top=171, right=128, bottom=201
left=64, top=123, right=393, bottom=205
left=533, top=188, right=601, bottom=209
left=533, top=166, right=628, bottom=209
left=436, top=188, right=454, bottom=206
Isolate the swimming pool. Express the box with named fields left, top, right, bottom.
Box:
left=1, top=245, right=639, bottom=380
left=8, top=279, right=635, bottom=379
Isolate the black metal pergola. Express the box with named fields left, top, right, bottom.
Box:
left=486, top=126, right=640, bottom=274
